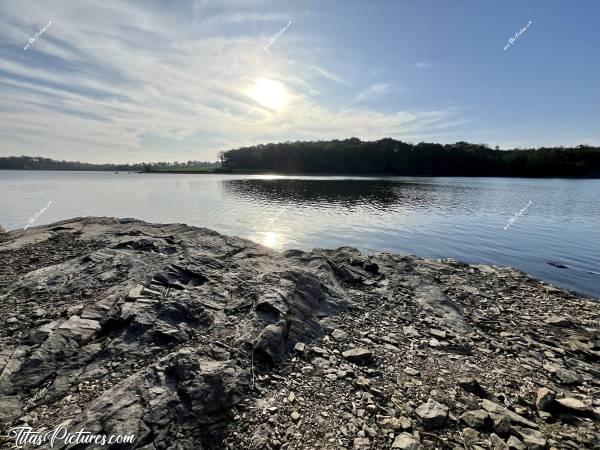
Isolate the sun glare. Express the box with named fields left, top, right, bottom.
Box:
left=248, top=78, right=287, bottom=112
left=261, top=231, right=279, bottom=248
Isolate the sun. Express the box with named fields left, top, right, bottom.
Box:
left=248, top=78, right=287, bottom=112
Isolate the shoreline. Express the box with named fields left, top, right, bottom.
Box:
left=2, top=168, right=600, bottom=179
left=0, top=218, right=598, bottom=448
left=1, top=218, right=597, bottom=302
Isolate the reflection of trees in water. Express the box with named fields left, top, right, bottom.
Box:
left=222, top=178, right=443, bottom=210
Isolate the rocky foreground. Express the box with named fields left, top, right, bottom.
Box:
left=0, top=218, right=598, bottom=449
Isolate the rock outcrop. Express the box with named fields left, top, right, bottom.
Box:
left=0, top=218, right=598, bottom=449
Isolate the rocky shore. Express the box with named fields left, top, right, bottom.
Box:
left=0, top=218, right=598, bottom=449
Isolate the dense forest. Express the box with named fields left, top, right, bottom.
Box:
left=0, top=156, right=217, bottom=172
left=221, top=139, right=600, bottom=177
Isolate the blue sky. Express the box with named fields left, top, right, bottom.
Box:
left=0, top=0, right=598, bottom=163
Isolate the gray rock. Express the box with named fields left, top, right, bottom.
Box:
left=415, top=399, right=449, bottom=429
left=429, top=328, right=447, bottom=339
left=331, top=329, right=348, bottom=341
left=403, top=367, right=420, bottom=376
left=544, top=316, right=573, bottom=327
left=535, top=388, right=555, bottom=412
left=459, top=409, right=489, bottom=429
left=555, top=397, right=592, bottom=415
left=458, top=377, right=488, bottom=398
left=481, top=399, right=538, bottom=429
left=555, top=368, right=583, bottom=386
left=415, top=283, right=471, bottom=334
left=507, top=435, right=526, bottom=450
left=516, top=428, right=547, bottom=450
left=342, top=348, right=373, bottom=364
left=353, top=437, right=371, bottom=449
left=294, top=342, right=306, bottom=353
left=392, top=432, right=419, bottom=449
left=379, top=416, right=412, bottom=432
left=402, top=326, right=420, bottom=337
left=489, top=411, right=512, bottom=435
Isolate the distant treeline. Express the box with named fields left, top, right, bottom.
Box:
left=3, top=140, right=600, bottom=177
left=0, top=156, right=217, bottom=172
left=221, top=139, right=600, bottom=177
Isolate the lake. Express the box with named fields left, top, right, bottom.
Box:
left=1, top=170, right=599, bottom=298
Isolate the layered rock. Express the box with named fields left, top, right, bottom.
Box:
left=0, top=218, right=598, bottom=449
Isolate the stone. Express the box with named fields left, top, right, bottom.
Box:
left=291, top=411, right=301, bottom=422
left=398, top=416, right=412, bottom=430
left=544, top=316, right=573, bottom=327
left=362, top=260, right=379, bottom=274
left=402, top=326, right=420, bottom=337
left=428, top=338, right=441, bottom=347
left=517, top=428, right=547, bottom=450
left=555, top=368, right=582, bottom=386
left=127, top=285, right=145, bottom=299
left=331, top=329, right=348, bottom=341
left=310, top=346, right=329, bottom=357
left=481, top=399, right=538, bottom=429
left=461, top=427, right=479, bottom=442
left=489, top=433, right=507, bottom=448
left=57, top=315, right=101, bottom=343
left=294, top=342, right=306, bottom=353
left=353, top=437, right=371, bottom=449
left=429, top=328, right=447, bottom=339
left=535, top=388, right=555, bottom=412
left=489, top=412, right=511, bottom=435
left=457, top=377, right=488, bottom=398
left=507, top=435, right=526, bottom=450
left=555, top=397, right=591, bottom=415
left=379, top=417, right=410, bottom=431
left=403, top=367, right=420, bottom=376
left=459, top=409, right=489, bottom=429
left=415, top=399, right=448, bottom=429
left=392, top=432, right=419, bottom=450
left=342, top=348, right=373, bottom=365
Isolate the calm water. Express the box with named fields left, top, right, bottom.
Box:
left=1, top=171, right=599, bottom=298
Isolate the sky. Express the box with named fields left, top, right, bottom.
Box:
left=0, top=0, right=599, bottom=163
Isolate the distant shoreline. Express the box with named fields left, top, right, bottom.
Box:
left=2, top=168, right=600, bottom=179
left=3, top=139, right=600, bottom=177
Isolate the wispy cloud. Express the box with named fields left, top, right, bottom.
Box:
left=0, top=0, right=462, bottom=163
left=412, top=61, right=435, bottom=69
left=354, top=83, right=390, bottom=102
left=305, top=64, right=350, bottom=86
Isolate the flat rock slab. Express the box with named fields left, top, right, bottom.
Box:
left=342, top=348, right=373, bottom=364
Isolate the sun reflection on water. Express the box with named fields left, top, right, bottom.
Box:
left=260, top=231, right=280, bottom=248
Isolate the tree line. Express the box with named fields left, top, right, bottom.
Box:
left=3, top=140, right=600, bottom=177
left=0, top=156, right=217, bottom=172
left=221, top=139, right=600, bottom=177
